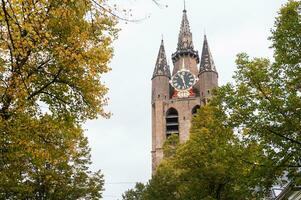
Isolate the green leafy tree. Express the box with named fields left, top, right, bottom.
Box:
left=122, top=183, right=146, bottom=200
left=162, top=134, right=179, bottom=158
left=144, top=105, right=270, bottom=200
left=122, top=136, right=180, bottom=200
left=0, top=0, right=118, bottom=198
left=174, top=105, right=272, bottom=199
left=214, top=0, right=301, bottom=183
left=143, top=160, right=180, bottom=200
left=0, top=114, right=104, bottom=199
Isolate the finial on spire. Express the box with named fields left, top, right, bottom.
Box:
left=171, top=4, right=199, bottom=64
left=161, top=34, right=164, bottom=42
left=176, top=4, right=193, bottom=50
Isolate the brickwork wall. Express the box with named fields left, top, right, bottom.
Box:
left=151, top=95, right=201, bottom=173
left=172, top=56, right=198, bottom=76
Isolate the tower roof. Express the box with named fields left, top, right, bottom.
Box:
left=172, top=8, right=199, bottom=64
left=177, top=9, right=194, bottom=50
left=199, top=35, right=217, bottom=73
left=152, top=39, right=171, bottom=79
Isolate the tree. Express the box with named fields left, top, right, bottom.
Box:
left=177, top=105, right=278, bottom=199
left=121, top=135, right=180, bottom=200
left=0, top=0, right=117, bottom=121
left=122, top=183, right=146, bottom=200
left=143, top=105, right=271, bottom=200
left=0, top=114, right=104, bottom=199
left=0, top=0, right=118, bottom=198
left=162, top=133, right=179, bottom=158
left=143, top=161, right=180, bottom=200
left=214, top=0, right=301, bottom=183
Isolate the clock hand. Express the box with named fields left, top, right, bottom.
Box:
left=180, top=74, right=186, bottom=88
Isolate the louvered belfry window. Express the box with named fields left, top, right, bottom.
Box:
left=166, top=108, right=179, bottom=137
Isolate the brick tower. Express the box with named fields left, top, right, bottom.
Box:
left=151, top=8, right=218, bottom=174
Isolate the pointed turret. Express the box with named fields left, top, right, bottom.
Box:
left=152, top=39, right=171, bottom=103
left=152, top=39, right=171, bottom=79
left=198, top=35, right=218, bottom=102
left=199, top=35, right=217, bottom=73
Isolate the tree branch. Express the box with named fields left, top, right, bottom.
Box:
left=91, top=0, right=147, bottom=22
left=1, top=0, right=15, bottom=64
left=247, top=73, right=301, bottom=146
left=40, top=91, right=69, bottom=105
left=265, top=127, right=301, bottom=146
left=27, top=58, right=52, bottom=78
left=27, top=68, right=62, bottom=100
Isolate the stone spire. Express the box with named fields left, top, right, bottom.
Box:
left=199, top=35, right=217, bottom=72
left=172, top=8, right=199, bottom=64
left=152, top=39, right=171, bottom=79
left=177, top=9, right=194, bottom=50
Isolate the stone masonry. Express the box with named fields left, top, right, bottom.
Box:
left=151, top=8, right=218, bottom=174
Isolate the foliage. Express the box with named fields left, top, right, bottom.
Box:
left=0, top=0, right=118, bottom=121
left=122, top=136, right=180, bottom=200
left=174, top=106, right=253, bottom=199
left=162, top=133, right=179, bottom=158
left=0, top=114, right=104, bottom=199
left=143, top=161, right=180, bottom=200
left=122, top=183, right=146, bottom=200
left=0, top=0, right=118, bottom=198
left=271, top=0, right=301, bottom=65
left=143, top=105, right=271, bottom=200
left=213, top=0, right=301, bottom=184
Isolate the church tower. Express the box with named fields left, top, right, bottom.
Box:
left=151, top=8, right=218, bottom=173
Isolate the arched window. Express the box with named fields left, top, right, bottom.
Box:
left=166, top=108, right=179, bottom=137
left=192, top=105, right=200, bottom=116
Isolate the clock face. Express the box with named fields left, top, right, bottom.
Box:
left=171, top=71, right=196, bottom=91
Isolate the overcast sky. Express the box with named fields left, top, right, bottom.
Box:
left=83, top=0, right=287, bottom=199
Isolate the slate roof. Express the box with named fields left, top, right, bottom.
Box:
left=172, top=9, right=199, bottom=63
left=152, top=39, right=171, bottom=79
left=177, top=9, right=194, bottom=51
left=199, top=35, right=217, bottom=73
